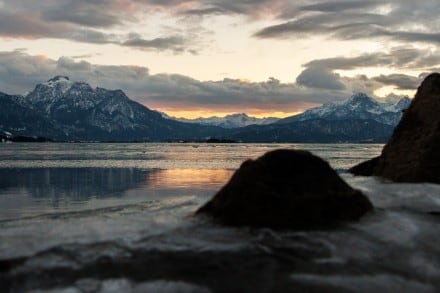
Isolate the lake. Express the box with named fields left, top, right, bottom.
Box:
left=0, top=143, right=439, bottom=292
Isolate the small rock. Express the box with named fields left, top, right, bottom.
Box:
left=350, top=73, right=440, bottom=183
left=196, top=149, right=373, bottom=229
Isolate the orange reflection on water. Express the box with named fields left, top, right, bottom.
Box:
left=148, top=169, right=234, bottom=189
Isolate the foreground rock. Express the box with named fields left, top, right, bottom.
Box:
left=196, top=149, right=373, bottom=229
left=350, top=73, right=440, bottom=183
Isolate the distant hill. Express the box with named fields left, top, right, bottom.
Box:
left=1, top=76, right=225, bottom=141
left=163, top=113, right=279, bottom=128
left=226, top=119, right=395, bottom=143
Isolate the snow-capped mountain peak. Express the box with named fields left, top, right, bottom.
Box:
left=278, top=92, right=411, bottom=126
left=26, top=76, right=75, bottom=105
left=25, top=77, right=141, bottom=120
left=0, top=76, right=227, bottom=141
left=343, top=93, right=383, bottom=114
left=47, top=75, right=70, bottom=83
left=43, top=75, right=74, bottom=94
left=346, top=92, right=376, bottom=104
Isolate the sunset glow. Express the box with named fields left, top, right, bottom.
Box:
left=1, top=1, right=438, bottom=118
left=148, top=169, right=233, bottom=189
left=153, top=108, right=305, bottom=119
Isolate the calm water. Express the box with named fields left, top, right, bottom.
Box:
left=1, top=143, right=439, bottom=292
left=0, top=143, right=381, bottom=220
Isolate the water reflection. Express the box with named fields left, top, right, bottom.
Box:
left=0, top=168, right=231, bottom=220
left=149, top=169, right=233, bottom=189
left=0, top=168, right=150, bottom=199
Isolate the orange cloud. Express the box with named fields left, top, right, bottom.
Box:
left=150, top=103, right=316, bottom=119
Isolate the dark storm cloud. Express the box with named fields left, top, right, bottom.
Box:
left=0, top=6, right=193, bottom=52
left=0, top=51, right=353, bottom=112
left=0, top=51, right=431, bottom=113
left=0, top=10, right=120, bottom=45
left=254, top=11, right=390, bottom=39
left=123, top=36, right=187, bottom=52
left=0, top=12, right=72, bottom=38
left=57, top=57, right=92, bottom=71
left=144, top=0, right=192, bottom=5
left=0, top=0, right=195, bottom=52
left=328, top=25, right=440, bottom=45
left=62, top=30, right=119, bottom=44
left=303, top=47, right=440, bottom=71
left=182, top=7, right=226, bottom=16
left=294, top=47, right=436, bottom=93
left=372, top=74, right=420, bottom=90
left=296, top=67, right=346, bottom=90
left=39, top=0, right=150, bottom=27
left=2, top=0, right=131, bottom=28
left=0, top=51, right=58, bottom=94
left=254, top=13, right=388, bottom=39
left=42, top=7, right=119, bottom=28
left=2, top=0, right=438, bottom=53
left=203, top=0, right=277, bottom=15
left=299, top=1, right=382, bottom=12
left=388, top=31, right=440, bottom=44
left=254, top=0, right=440, bottom=45
left=2, top=1, right=439, bottom=38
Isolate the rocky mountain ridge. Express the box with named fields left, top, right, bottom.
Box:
left=1, top=76, right=224, bottom=141
left=278, top=93, right=411, bottom=126
left=0, top=77, right=411, bottom=142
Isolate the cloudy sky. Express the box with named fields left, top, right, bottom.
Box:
left=0, top=0, right=439, bottom=118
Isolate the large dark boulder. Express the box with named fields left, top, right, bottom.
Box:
left=350, top=73, right=440, bottom=183
left=196, top=149, right=373, bottom=229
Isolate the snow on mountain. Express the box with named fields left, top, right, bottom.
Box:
left=45, top=76, right=73, bottom=93
left=278, top=93, right=411, bottom=126
left=26, top=76, right=74, bottom=105
left=167, top=113, right=279, bottom=128
left=2, top=76, right=226, bottom=141
left=382, top=96, right=412, bottom=112
left=24, top=77, right=137, bottom=126
left=1, top=78, right=411, bottom=143
left=27, top=77, right=163, bottom=135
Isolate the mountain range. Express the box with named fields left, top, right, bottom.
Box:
left=163, top=113, right=279, bottom=128
left=0, top=76, right=411, bottom=143
left=1, top=76, right=224, bottom=141
left=277, top=93, right=411, bottom=126
left=223, top=93, right=410, bottom=143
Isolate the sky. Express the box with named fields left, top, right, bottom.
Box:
left=0, top=0, right=439, bottom=118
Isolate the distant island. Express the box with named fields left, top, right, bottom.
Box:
left=0, top=76, right=410, bottom=143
